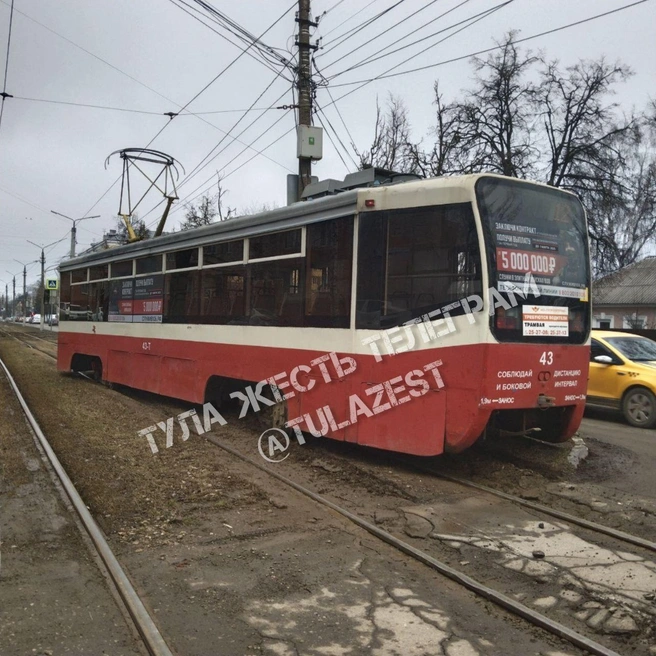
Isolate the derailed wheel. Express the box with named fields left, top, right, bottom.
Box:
left=258, top=385, right=288, bottom=430
left=90, top=357, right=103, bottom=382
left=259, top=398, right=288, bottom=430
left=622, top=388, right=656, bottom=428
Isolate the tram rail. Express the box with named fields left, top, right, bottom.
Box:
left=0, top=325, right=57, bottom=359
left=202, top=433, right=625, bottom=656
left=401, top=459, right=656, bottom=553
left=0, top=354, right=174, bottom=656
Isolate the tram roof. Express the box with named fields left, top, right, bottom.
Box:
left=58, top=173, right=565, bottom=272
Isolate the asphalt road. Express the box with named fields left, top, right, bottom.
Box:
left=579, top=407, right=655, bottom=497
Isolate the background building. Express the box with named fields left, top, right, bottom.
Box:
left=592, top=257, right=656, bottom=329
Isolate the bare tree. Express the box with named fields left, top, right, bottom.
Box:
left=240, top=201, right=279, bottom=216
left=406, top=83, right=475, bottom=177
left=216, top=172, right=236, bottom=221
left=538, top=57, right=636, bottom=189
left=356, top=94, right=414, bottom=172
left=180, top=194, right=218, bottom=231
left=458, top=33, right=538, bottom=178
left=586, top=130, right=656, bottom=276
left=356, top=32, right=655, bottom=276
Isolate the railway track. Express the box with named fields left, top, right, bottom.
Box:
left=67, top=369, right=654, bottom=655
left=0, top=325, right=57, bottom=359
left=0, top=354, right=174, bottom=656
left=401, top=459, right=656, bottom=553
left=203, top=434, right=629, bottom=656
left=1, top=330, right=651, bottom=654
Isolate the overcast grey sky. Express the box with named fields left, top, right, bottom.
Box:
left=0, top=0, right=654, bottom=291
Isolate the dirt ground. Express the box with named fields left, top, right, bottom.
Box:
left=0, top=365, right=143, bottom=656
left=1, top=326, right=654, bottom=655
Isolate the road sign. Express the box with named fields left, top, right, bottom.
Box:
left=46, top=278, right=59, bottom=290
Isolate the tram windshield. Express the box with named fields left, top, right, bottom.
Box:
left=476, top=176, right=590, bottom=344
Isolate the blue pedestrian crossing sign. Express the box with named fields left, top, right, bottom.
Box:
left=46, top=278, right=59, bottom=290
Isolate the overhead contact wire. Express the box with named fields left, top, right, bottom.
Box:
left=319, top=0, right=405, bottom=54
left=82, top=1, right=296, bottom=220
left=320, top=0, right=443, bottom=72
left=0, top=0, right=15, bottom=132
left=325, top=0, right=475, bottom=79
left=328, top=0, right=651, bottom=88
left=327, top=0, right=512, bottom=84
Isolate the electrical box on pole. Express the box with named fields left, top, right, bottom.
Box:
left=296, top=126, right=323, bottom=160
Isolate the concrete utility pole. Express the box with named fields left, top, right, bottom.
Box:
left=296, top=0, right=316, bottom=198
left=28, top=240, right=60, bottom=331
left=38, top=247, right=45, bottom=331
left=50, top=210, right=100, bottom=258
left=5, top=273, right=15, bottom=317
left=12, top=263, right=27, bottom=322
left=13, top=261, right=31, bottom=321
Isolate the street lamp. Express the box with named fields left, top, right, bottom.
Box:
left=27, top=239, right=62, bottom=331
left=50, top=211, right=100, bottom=258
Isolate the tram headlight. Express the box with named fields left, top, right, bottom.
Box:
left=496, top=306, right=520, bottom=330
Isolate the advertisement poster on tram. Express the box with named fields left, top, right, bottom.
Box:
left=522, top=305, right=569, bottom=337
left=133, top=274, right=163, bottom=323
left=493, top=221, right=587, bottom=300
left=108, top=278, right=134, bottom=323
left=108, top=275, right=163, bottom=323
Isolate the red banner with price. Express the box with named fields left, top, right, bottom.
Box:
left=496, top=248, right=566, bottom=277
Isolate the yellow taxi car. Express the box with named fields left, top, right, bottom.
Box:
left=588, top=330, right=656, bottom=428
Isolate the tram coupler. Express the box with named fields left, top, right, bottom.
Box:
left=536, top=394, right=556, bottom=409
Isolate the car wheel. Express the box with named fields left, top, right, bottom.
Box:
left=622, top=388, right=656, bottom=429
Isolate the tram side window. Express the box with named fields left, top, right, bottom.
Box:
left=204, top=240, right=244, bottom=265
left=67, top=283, right=92, bottom=321
left=164, top=270, right=201, bottom=323
left=111, top=260, right=133, bottom=278
left=356, top=203, right=481, bottom=329
left=200, top=267, right=246, bottom=324
left=89, top=264, right=109, bottom=281
left=166, top=248, right=199, bottom=271
left=249, top=229, right=302, bottom=260
left=136, top=255, right=162, bottom=275
left=71, top=268, right=87, bottom=284
left=249, top=259, right=304, bottom=326
left=60, top=274, right=71, bottom=304
left=88, top=282, right=110, bottom=322
left=305, top=217, right=353, bottom=328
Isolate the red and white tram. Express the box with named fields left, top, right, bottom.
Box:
left=58, top=172, right=591, bottom=455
